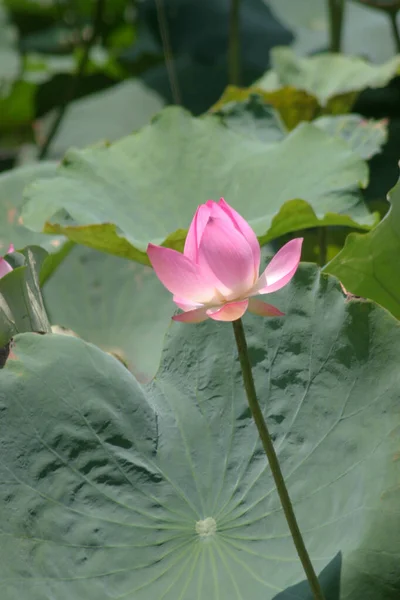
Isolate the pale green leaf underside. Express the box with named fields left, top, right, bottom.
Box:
left=313, top=114, right=388, bottom=160
left=257, top=47, right=400, bottom=106
left=21, top=107, right=373, bottom=263
left=218, top=94, right=388, bottom=159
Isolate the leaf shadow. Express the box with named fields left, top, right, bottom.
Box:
left=272, top=552, right=342, bottom=600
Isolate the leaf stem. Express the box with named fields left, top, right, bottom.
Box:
left=232, top=318, right=326, bottom=600
left=327, top=0, right=345, bottom=53
left=155, top=0, right=182, bottom=105
left=318, top=227, right=327, bottom=267
left=38, top=0, right=106, bottom=160
left=229, top=0, right=241, bottom=85
left=388, top=10, right=400, bottom=53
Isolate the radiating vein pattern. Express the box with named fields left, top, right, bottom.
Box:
left=1, top=265, right=400, bottom=599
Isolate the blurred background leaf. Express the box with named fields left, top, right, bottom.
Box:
left=21, top=108, right=375, bottom=264
left=0, top=161, right=62, bottom=252
left=35, top=78, right=165, bottom=158
left=133, top=0, right=295, bottom=114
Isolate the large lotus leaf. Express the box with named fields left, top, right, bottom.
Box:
left=22, top=107, right=374, bottom=265
left=257, top=46, right=400, bottom=111
left=43, top=245, right=173, bottom=382
left=325, top=176, right=400, bottom=320
left=2, top=265, right=400, bottom=599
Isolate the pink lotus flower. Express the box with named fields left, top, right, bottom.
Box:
left=0, top=244, right=14, bottom=279
left=147, top=199, right=303, bottom=323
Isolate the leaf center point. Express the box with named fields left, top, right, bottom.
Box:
left=195, top=517, right=217, bottom=538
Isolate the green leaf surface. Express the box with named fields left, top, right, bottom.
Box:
left=0, top=245, right=51, bottom=345
left=213, top=93, right=286, bottom=143
left=0, top=161, right=63, bottom=253
left=22, top=107, right=374, bottom=264
left=325, top=176, right=400, bottom=320
left=43, top=245, right=173, bottom=382
left=2, top=265, right=400, bottom=599
left=212, top=85, right=320, bottom=130
left=214, top=93, right=388, bottom=159
left=313, top=114, right=388, bottom=159
left=257, top=47, right=400, bottom=109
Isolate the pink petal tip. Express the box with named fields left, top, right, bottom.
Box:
left=172, top=307, right=208, bottom=323
left=206, top=299, right=249, bottom=322
left=251, top=238, right=303, bottom=296
left=248, top=297, right=284, bottom=317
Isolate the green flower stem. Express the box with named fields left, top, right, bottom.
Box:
left=155, top=0, right=182, bottom=105
left=388, top=10, right=400, bottom=54
left=318, top=227, right=328, bottom=267
left=232, top=318, right=326, bottom=600
left=327, top=0, right=345, bottom=53
left=229, top=0, right=241, bottom=85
